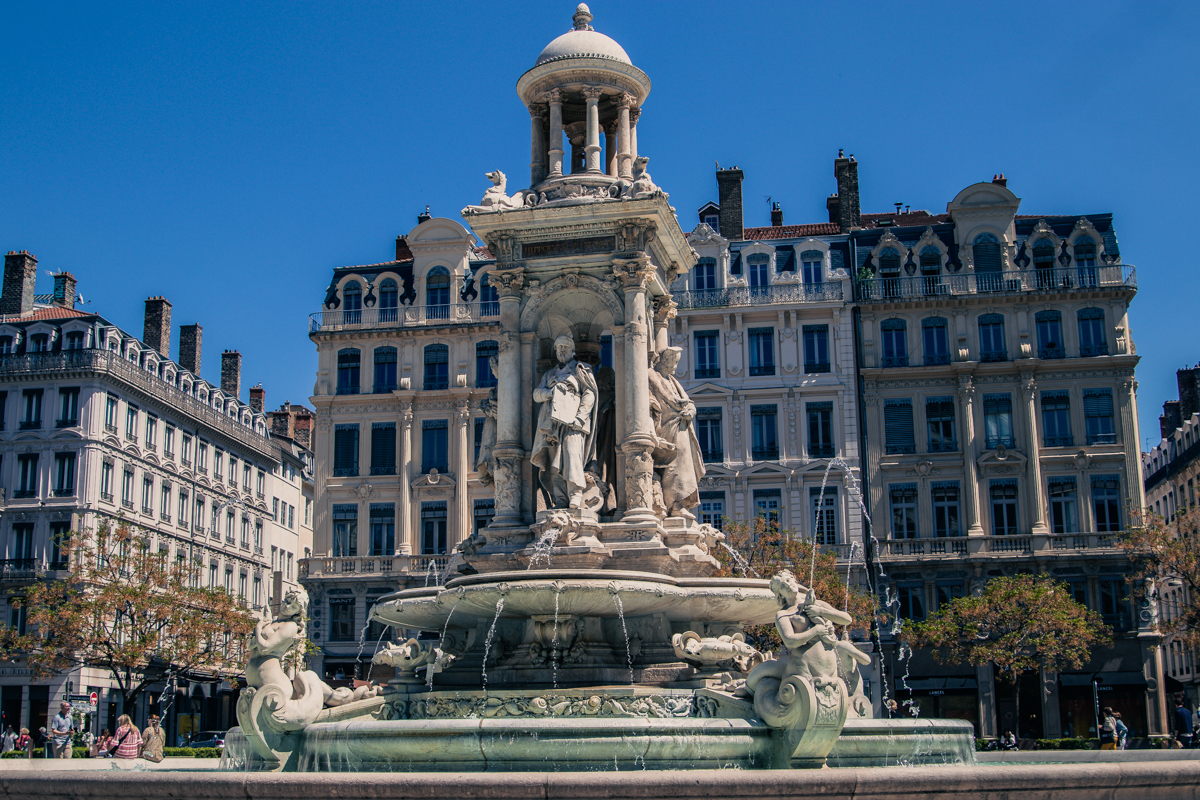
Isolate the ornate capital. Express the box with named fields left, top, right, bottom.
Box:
left=629, top=107, right=641, bottom=124
left=957, top=375, right=975, bottom=402
left=401, top=401, right=414, bottom=429
left=457, top=401, right=471, bottom=424
left=543, top=88, right=566, bottom=105
left=485, top=231, right=518, bottom=263
left=603, top=120, right=618, bottom=135
left=612, top=256, right=653, bottom=290
left=580, top=86, right=605, bottom=101
left=652, top=295, right=678, bottom=324
left=490, top=267, right=525, bottom=298
left=528, top=102, right=547, bottom=120
left=1020, top=369, right=1037, bottom=399
left=616, top=92, right=636, bottom=109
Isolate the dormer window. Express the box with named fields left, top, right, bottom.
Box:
left=343, top=281, right=362, bottom=324
left=800, top=251, right=823, bottom=285
left=1032, top=239, right=1056, bottom=289
left=379, top=279, right=399, bottom=322
left=426, top=267, right=451, bottom=319
left=30, top=334, right=49, bottom=353
left=479, top=273, right=499, bottom=316
left=1074, top=235, right=1097, bottom=287
left=704, top=214, right=719, bottom=231
left=746, top=254, right=769, bottom=289
left=64, top=331, right=85, bottom=350
left=693, top=258, right=717, bottom=291
left=0, top=336, right=13, bottom=355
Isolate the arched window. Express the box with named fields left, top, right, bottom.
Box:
left=1074, top=235, right=1097, bottom=287
left=919, top=246, right=942, bottom=295
left=973, top=234, right=1003, bottom=292
left=693, top=257, right=717, bottom=291
left=800, top=251, right=823, bottom=285
left=746, top=254, right=769, bottom=289
left=379, top=279, right=398, bottom=322
left=479, top=273, right=499, bottom=316
left=1077, top=308, right=1107, bottom=357
left=423, top=344, right=449, bottom=390
left=337, top=348, right=361, bottom=395
left=426, top=267, right=451, bottom=320
left=1032, top=239, right=1056, bottom=289
left=879, top=248, right=902, bottom=298
left=880, top=319, right=908, bottom=368
left=476, top=340, right=498, bottom=388
left=343, top=281, right=362, bottom=324
left=373, top=346, right=397, bottom=393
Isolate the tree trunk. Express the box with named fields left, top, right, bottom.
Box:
left=1013, top=673, right=1020, bottom=740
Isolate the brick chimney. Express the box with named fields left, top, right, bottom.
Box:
left=249, top=384, right=265, bottom=414
left=294, top=409, right=312, bottom=449
left=992, top=173, right=1008, bottom=188
left=1178, top=367, right=1200, bottom=421
left=833, top=151, right=861, bottom=232
left=417, top=206, right=431, bottom=225
left=770, top=202, right=783, bottom=227
left=715, top=168, right=744, bottom=241
left=178, top=324, right=202, bottom=375
left=1162, top=400, right=1183, bottom=439
left=826, top=194, right=841, bottom=225
left=221, top=350, right=242, bottom=400
left=143, top=296, right=172, bottom=357
left=52, top=273, right=77, bottom=308
left=2, top=251, right=38, bottom=317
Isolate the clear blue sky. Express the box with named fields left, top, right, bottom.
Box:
left=2, top=1, right=1195, bottom=450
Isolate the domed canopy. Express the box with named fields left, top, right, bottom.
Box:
left=535, top=4, right=632, bottom=66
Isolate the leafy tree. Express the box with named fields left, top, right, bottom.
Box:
left=1121, top=507, right=1200, bottom=650
left=711, top=516, right=876, bottom=650
left=0, top=519, right=256, bottom=715
left=902, top=574, right=1111, bottom=737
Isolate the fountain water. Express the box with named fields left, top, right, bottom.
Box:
left=611, top=589, right=634, bottom=685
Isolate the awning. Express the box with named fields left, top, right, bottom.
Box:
left=1164, top=674, right=1186, bottom=693
left=1059, top=672, right=1148, bottom=687
left=898, top=676, right=978, bottom=692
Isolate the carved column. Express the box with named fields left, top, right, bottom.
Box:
left=616, top=93, right=634, bottom=179
left=958, top=376, right=983, bottom=535
left=1118, top=376, right=1142, bottom=500
left=614, top=256, right=656, bottom=523
left=398, top=401, right=413, bottom=554
left=629, top=106, right=641, bottom=162
left=529, top=103, right=548, bottom=186
left=652, top=295, right=676, bottom=354
left=611, top=324, right=627, bottom=515
left=604, top=121, right=618, bottom=177
left=582, top=87, right=603, bottom=174
left=490, top=266, right=526, bottom=527
left=545, top=89, right=565, bottom=179
left=1022, top=370, right=1049, bottom=534
left=454, top=400, right=471, bottom=549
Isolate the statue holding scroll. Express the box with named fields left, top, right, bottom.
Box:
left=531, top=335, right=599, bottom=509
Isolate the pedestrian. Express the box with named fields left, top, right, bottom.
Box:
left=1099, top=706, right=1118, bottom=750
left=109, top=714, right=142, bottom=759
left=37, top=727, right=48, bottom=757
left=140, top=714, right=166, bottom=763
left=15, top=728, right=31, bottom=754
left=1114, top=712, right=1129, bottom=750
left=1, top=725, right=15, bottom=754
left=999, top=730, right=1018, bottom=751
left=92, top=728, right=114, bottom=758
left=1174, top=698, right=1194, bottom=749
left=49, top=702, right=74, bottom=758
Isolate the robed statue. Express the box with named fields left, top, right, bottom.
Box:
left=531, top=335, right=599, bottom=509
left=648, top=346, right=706, bottom=518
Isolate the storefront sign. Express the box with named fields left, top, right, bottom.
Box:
left=521, top=236, right=614, bottom=259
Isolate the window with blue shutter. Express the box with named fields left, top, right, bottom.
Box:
left=978, top=313, right=1007, bottom=362
left=926, top=396, right=957, bottom=452
left=696, top=408, right=723, bottom=462
left=1041, top=391, right=1072, bottom=447
left=983, top=393, right=1014, bottom=449
left=990, top=480, right=1019, bottom=536
left=806, top=402, right=834, bottom=458
left=332, top=504, right=358, bottom=557
left=694, top=331, right=720, bottom=378
left=1091, top=475, right=1121, bottom=533
left=424, top=344, right=449, bottom=390
left=881, top=320, right=908, bottom=367
left=748, top=328, right=775, bottom=376
left=751, top=405, right=778, bottom=460
left=922, top=318, right=950, bottom=365
left=931, top=482, right=961, bottom=538
left=802, top=325, right=830, bottom=373
left=333, top=424, right=359, bottom=476
left=476, top=340, right=498, bottom=387
left=884, top=399, right=915, bottom=454
left=1083, top=388, right=1115, bottom=444
left=369, top=503, right=395, bottom=556
left=421, top=419, right=449, bottom=473
left=373, top=346, right=397, bottom=393
left=337, top=349, right=360, bottom=395
left=1077, top=309, right=1107, bottom=357
left=1035, top=311, right=1064, bottom=359
left=889, top=484, right=919, bottom=540
left=370, top=422, right=396, bottom=475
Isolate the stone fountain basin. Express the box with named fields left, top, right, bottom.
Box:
left=371, top=570, right=777, bottom=632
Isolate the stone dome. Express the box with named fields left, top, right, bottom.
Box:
left=534, top=4, right=632, bottom=67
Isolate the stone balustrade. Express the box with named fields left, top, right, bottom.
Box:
left=674, top=282, right=843, bottom=309
left=876, top=531, right=1125, bottom=560
left=857, top=264, right=1136, bottom=303
left=301, top=554, right=451, bottom=583
left=309, top=303, right=499, bottom=333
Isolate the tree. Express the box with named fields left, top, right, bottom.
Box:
left=902, top=574, right=1111, bottom=737
left=0, top=518, right=256, bottom=715
left=711, top=516, right=876, bottom=650
left=1121, top=506, right=1200, bottom=650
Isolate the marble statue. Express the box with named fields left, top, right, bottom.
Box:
left=476, top=170, right=527, bottom=210
left=672, top=630, right=765, bottom=674
left=648, top=346, right=705, bottom=518
left=475, top=355, right=499, bottom=485
left=626, top=156, right=661, bottom=200
left=593, top=366, right=618, bottom=512
left=373, top=638, right=440, bottom=684
left=531, top=335, right=599, bottom=509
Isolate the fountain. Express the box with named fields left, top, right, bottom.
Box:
left=225, top=3, right=974, bottom=774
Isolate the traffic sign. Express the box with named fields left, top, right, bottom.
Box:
left=68, top=694, right=90, bottom=703
left=89, top=692, right=98, bottom=706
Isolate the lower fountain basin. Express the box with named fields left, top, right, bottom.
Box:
left=371, top=570, right=778, bottom=633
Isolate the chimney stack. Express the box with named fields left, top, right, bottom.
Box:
left=249, top=384, right=265, bottom=414
left=143, top=296, right=172, bottom=358
left=1, top=251, right=38, bottom=317
left=52, top=273, right=77, bottom=308
left=1162, top=400, right=1183, bottom=440
left=221, top=350, right=242, bottom=400
left=826, top=193, right=841, bottom=225
left=178, top=324, right=202, bottom=375
left=715, top=168, right=744, bottom=241
left=1177, top=367, right=1200, bottom=422
left=417, top=205, right=432, bottom=225
left=294, top=409, right=313, bottom=449
left=770, top=202, right=783, bottom=227
left=833, top=151, right=861, bottom=232
left=992, top=173, right=1008, bottom=188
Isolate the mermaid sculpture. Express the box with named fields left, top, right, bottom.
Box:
left=742, top=571, right=872, bottom=768
left=237, top=587, right=382, bottom=769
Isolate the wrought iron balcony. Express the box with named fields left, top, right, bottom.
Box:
left=886, top=444, right=916, bottom=455
left=858, top=265, right=1136, bottom=302
left=1080, top=344, right=1109, bottom=357
left=694, top=367, right=720, bottom=379
left=701, top=449, right=723, bottom=463
left=805, top=362, right=832, bottom=374
left=370, top=466, right=397, bottom=476
left=748, top=366, right=775, bottom=377
left=673, top=281, right=843, bottom=310
left=924, top=354, right=951, bottom=366
left=0, top=559, right=42, bottom=581
left=880, top=356, right=909, bottom=368
left=986, top=436, right=1016, bottom=449
left=1044, top=435, right=1074, bottom=447
left=808, top=444, right=836, bottom=458
left=333, top=467, right=358, bottom=477
left=1038, top=346, right=1066, bottom=360
left=981, top=351, right=1008, bottom=363
left=928, top=440, right=958, bottom=453
left=310, top=302, right=500, bottom=333
left=1087, top=432, right=1117, bottom=445
left=18, top=420, right=40, bottom=430
left=751, top=447, right=779, bottom=461
left=55, top=418, right=77, bottom=428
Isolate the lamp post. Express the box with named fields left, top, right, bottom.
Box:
left=1092, top=673, right=1103, bottom=741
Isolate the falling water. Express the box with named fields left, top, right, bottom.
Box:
left=480, top=597, right=505, bottom=694
left=423, top=558, right=439, bottom=588
left=719, top=541, right=758, bottom=578
left=550, top=591, right=561, bottom=691
left=526, top=527, right=560, bottom=569
left=612, top=592, right=634, bottom=684
left=429, top=596, right=463, bottom=691
left=438, top=553, right=462, bottom=584
left=352, top=620, right=372, bottom=674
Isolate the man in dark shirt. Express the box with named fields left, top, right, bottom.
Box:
left=1175, top=698, right=1194, bottom=748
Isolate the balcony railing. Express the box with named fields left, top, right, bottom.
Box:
left=0, top=350, right=276, bottom=460
left=877, top=531, right=1125, bottom=559
left=858, top=265, right=1136, bottom=302
left=301, top=554, right=451, bottom=582
left=0, top=559, right=42, bottom=581
left=674, top=282, right=843, bottom=309
left=310, top=303, right=500, bottom=333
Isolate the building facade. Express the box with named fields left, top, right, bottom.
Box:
left=0, top=251, right=311, bottom=741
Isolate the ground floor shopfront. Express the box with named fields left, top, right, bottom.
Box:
left=884, top=634, right=1168, bottom=740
